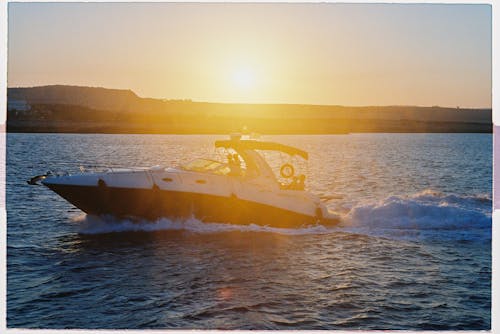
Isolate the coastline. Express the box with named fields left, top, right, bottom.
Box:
left=7, top=86, right=492, bottom=134
left=6, top=120, right=492, bottom=134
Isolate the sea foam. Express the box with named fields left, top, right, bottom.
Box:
left=76, top=214, right=331, bottom=236
left=339, top=190, right=491, bottom=241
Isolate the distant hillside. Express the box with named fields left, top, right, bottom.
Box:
left=8, top=85, right=140, bottom=111
left=7, top=85, right=492, bottom=134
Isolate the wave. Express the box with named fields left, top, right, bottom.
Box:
left=76, top=214, right=331, bottom=236
left=338, top=190, right=491, bottom=241
left=75, top=189, right=491, bottom=241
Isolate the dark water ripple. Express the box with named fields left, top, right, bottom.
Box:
left=7, top=229, right=491, bottom=329
left=7, top=133, right=491, bottom=329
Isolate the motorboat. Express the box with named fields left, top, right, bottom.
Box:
left=29, top=135, right=339, bottom=228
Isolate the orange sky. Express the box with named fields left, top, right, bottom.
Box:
left=8, top=3, right=492, bottom=108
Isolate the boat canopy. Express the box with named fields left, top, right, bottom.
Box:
left=214, top=139, right=308, bottom=160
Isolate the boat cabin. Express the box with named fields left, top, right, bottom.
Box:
left=214, top=138, right=309, bottom=191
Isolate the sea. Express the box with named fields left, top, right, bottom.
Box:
left=6, top=133, right=492, bottom=330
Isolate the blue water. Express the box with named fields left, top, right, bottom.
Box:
left=6, top=133, right=491, bottom=329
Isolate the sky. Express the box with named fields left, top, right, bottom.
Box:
left=7, top=2, right=492, bottom=108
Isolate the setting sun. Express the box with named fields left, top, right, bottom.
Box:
left=232, top=67, right=256, bottom=90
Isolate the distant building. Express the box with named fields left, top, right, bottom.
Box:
left=8, top=98, right=30, bottom=111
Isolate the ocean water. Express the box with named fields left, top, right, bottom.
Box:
left=6, top=133, right=491, bottom=329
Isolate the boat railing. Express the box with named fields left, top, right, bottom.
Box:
left=40, top=164, right=159, bottom=176
left=78, top=164, right=156, bottom=173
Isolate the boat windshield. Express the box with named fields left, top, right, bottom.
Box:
left=181, top=159, right=231, bottom=175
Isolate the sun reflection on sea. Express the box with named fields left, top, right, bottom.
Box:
left=217, top=287, right=234, bottom=301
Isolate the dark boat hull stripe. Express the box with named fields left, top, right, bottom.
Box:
left=45, top=184, right=333, bottom=228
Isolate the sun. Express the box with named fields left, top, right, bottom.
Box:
left=232, top=67, right=255, bottom=89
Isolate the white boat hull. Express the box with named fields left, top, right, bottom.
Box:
left=42, top=168, right=338, bottom=228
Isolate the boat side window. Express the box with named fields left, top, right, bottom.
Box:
left=213, top=165, right=231, bottom=176
left=182, top=159, right=236, bottom=175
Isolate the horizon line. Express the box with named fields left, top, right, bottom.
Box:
left=8, top=83, right=492, bottom=110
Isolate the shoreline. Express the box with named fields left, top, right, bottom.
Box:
left=6, top=121, right=492, bottom=134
